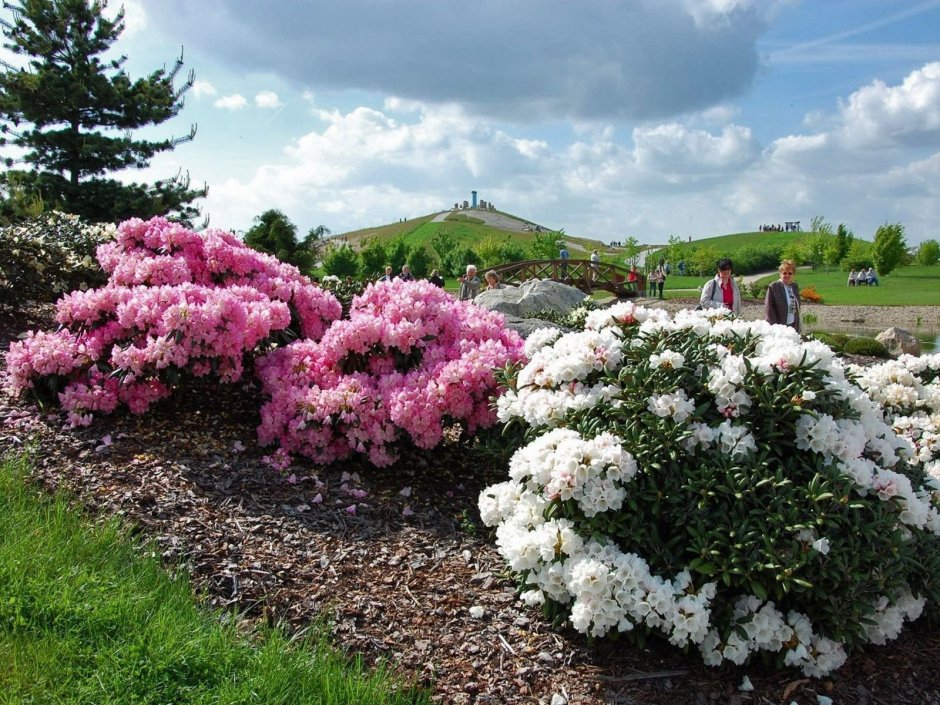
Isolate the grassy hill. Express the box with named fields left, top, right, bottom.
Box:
left=333, top=209, right=617, bottom=257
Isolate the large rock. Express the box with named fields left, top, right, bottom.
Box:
left=500, top=314, right=573, bottom=340
left=876, top=327, right=922, bottom=357
left=474, top=279, right=589, bottom=318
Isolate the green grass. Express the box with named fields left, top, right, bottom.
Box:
left=753, top=265, right=940, bottom=306
left=0, top=453, right=427, bottom=705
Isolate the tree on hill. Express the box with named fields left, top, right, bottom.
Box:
left=871, top=223, right=906, bottom=276
left=915, top=239, right=939, bottom=267
left=321, top=241, right=360, bottom=278
left=835, top=223, right=853, bottom=264
left=302, top=224, right=330, bottom=264
left=0, top=0, right=206, bottom=224
left=244, top=209, right=313, bottom=271
left=529, top=230, right=565, bottom=260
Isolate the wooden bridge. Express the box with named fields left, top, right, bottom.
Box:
left=488, top=259, right=644, bottom=298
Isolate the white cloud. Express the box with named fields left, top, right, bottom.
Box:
left=633, top=123, right=760, bottom=178
left=255, top=91, right=282, bottom=109
left=144, top=0, right=776, bottom=121
left=838, top=61, right=940, bottom=148
left=192, top=80, right=218, bottom=98
left=214, top=94, right=248, bottom=110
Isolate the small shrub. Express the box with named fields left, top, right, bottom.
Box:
left=0, top=211, right=115, bottom=306
left=842, top=337, right=890, bottom=358
left=480, top=304, right=940, bottom=677
left=744, top=280, right=769, bottom=300
left=812, top=332, right=849, bottom=351
left=800, top=285, right=823, bottom=303
left=256, top=279, right=524, bottom=467
left=4, top=217, right=341, bottom=425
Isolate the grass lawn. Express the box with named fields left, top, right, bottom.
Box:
left=753, top=264, right=940, bottom=306
left=0, top=453, right=427, bottom=705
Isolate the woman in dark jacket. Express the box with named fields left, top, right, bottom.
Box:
left=764, top=259, right=801, bottom=332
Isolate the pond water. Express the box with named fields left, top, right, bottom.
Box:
left=803, top=324, right=940, bottom=354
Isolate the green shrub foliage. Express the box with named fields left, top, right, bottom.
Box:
left=481, top=305, right=940, bottom=677
left=0, top=211, right=114, bottom=306
left=842, top=337, right=890, bottom=358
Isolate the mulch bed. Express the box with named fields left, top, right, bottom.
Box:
left=1, top=303, right=939, bottom=705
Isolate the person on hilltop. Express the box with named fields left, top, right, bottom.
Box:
left=699, top=257, right=741, bottom=314
left=458, top=264, right=481, bottom=300
left=399, top=264, right=415, bottom=281
left=765, top=259, right=801, bottom=332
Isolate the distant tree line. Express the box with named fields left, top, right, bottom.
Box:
left=661, top=218, right=938, bottom=279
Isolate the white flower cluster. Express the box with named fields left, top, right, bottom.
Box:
left=481, top=307, right=940, bottom=677
left=497, top=327, right=623, bottom=428
left=699, top=596, right=847, bottom=677
left=507, top=428, right=637, bottom=516
left=852, top=354, right=940, bottom=480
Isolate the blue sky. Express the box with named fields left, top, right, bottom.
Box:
left=6, top=0, right=940, bottom=245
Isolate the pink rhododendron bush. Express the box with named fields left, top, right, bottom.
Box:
left=4, top=217, right=341, bottom=425
left=479, top=303, right=940, bottom=677
left=256, top=278, right=525, bottom=467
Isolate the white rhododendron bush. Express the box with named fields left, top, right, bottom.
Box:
left=479, top=303, right=940, bottom=676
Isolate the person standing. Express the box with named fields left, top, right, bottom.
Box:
left=651, top=257, right=667, bottom=299
left=559, top=245, right=570, bottom=279
left=590, top=249, right=600, bottom=281
left=458, top=264, right=481, bottom=300
left=765, top=259, right=801, bottom=332
left=699, top=257, right=741, bottom=314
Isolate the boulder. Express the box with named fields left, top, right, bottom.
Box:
left=500, top=314, right=573, bottom=340
left=875, top=327, right=922, bottom=357
left=474, top=279, right=589, bottom=318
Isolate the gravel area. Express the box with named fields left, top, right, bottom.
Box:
left=640, top=298, right=940, bottom=336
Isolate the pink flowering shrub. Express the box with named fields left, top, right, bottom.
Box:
left=4, top=217, right=341, bottom=426
left=256, top=278, right=525, bottom=467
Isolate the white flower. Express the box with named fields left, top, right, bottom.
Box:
left=647, top=388, right=696, bottom=424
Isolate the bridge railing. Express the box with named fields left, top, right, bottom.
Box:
left=487, top=259, right=644, bottom=297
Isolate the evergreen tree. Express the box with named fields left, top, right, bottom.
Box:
left=0, top=0, right=206, bottom=224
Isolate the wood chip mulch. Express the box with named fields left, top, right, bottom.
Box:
left=2, top=304, right=939, bottom=705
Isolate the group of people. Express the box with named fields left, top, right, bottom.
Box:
left=847, top=268, right=879, bottom=287
left=378, top=264, right=446, bottom=288
left=699, top=258, right=802, bottom=332
left=457, top=264, right=511, bottom=300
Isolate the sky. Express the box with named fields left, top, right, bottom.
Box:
left=6, top=0, right=940, bottom=245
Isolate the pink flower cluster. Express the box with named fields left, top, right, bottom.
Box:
left=256, top=278, right=525, bottom=467
left=5, top=217, right=341, bottom=425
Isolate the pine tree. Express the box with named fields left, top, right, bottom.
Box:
left=0, top=0, right=206, bottom=224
